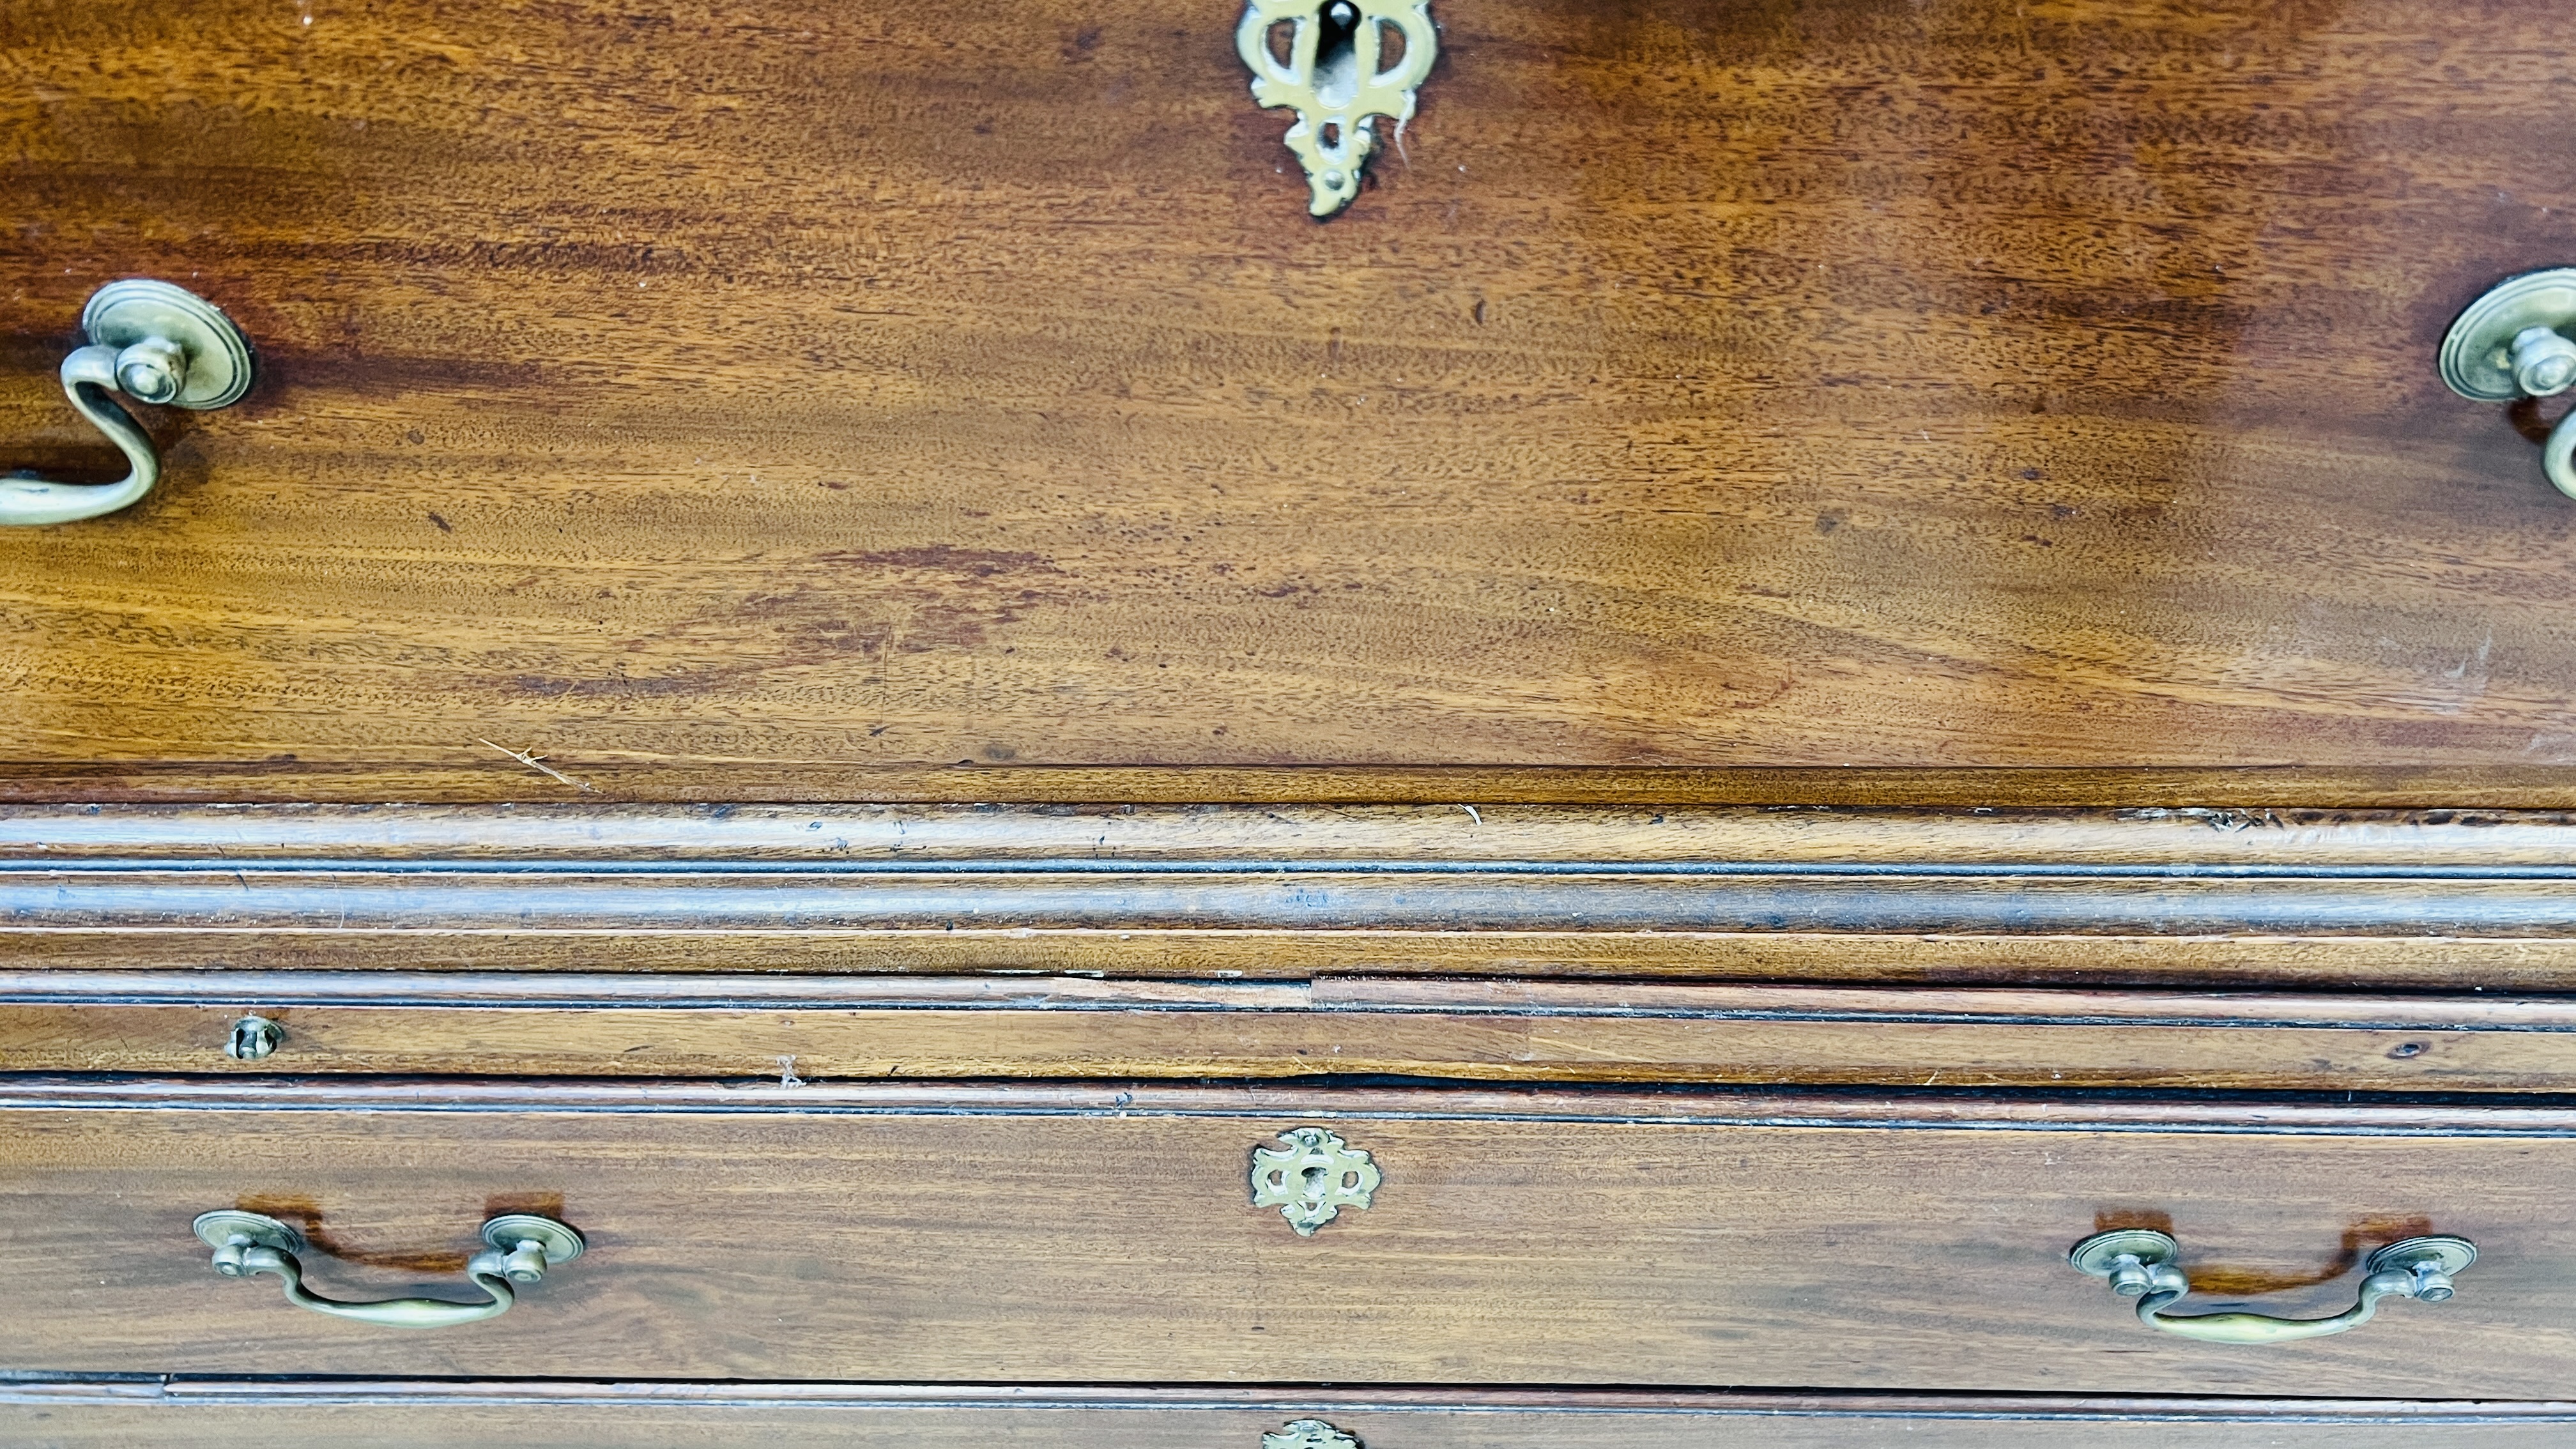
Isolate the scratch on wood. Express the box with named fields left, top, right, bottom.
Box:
left=475, top=739, right=597, bottom=794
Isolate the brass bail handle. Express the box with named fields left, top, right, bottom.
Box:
left=193, top=1209, right=584, bottom=1330
left=2441, top=269, right=2576, bottom=500
left=4, top=280, right=255, bottom=526
left=2069, top=1229, right=2475, bottom=1346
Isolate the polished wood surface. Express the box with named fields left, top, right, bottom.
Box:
left=19, top=763, right=2576, bottom=806
left=11, top=1384, right=2576, bottom=1449
left=13, top=803, right=2576, bottom=985
left=7, top=1080, right=2576, bottom=1395
left=22, top=972, right=2576, bottom=1091
left=8, top=1, right=2576, bottom=786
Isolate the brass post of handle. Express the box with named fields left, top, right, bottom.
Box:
left=193, top=1209, right=584, bottom=1330
left=2069, top=1229, right=2475, bottom=1345
left=4, top=280, right=255, bottom=526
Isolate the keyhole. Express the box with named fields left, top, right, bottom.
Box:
left=1302, top=1164, right=1330, bottom=1193
left=1312, top=0, right=1360, bottom=109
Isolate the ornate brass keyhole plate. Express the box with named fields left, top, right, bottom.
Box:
left=1250, top=1126, right=1381, bottom=1235
left=1238, top=0, right=1438, bottom=217
left=1265, top=1420, right=1363, bottom=1449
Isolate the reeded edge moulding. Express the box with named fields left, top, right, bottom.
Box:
left=1238, top=0, right=1438, bottom=217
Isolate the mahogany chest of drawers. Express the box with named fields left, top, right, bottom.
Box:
left=8, top=0, right=2576, bottom=1443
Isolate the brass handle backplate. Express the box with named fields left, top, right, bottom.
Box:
left=2442, top=269, right=2576, bottom=499
left=5, top=280, right=254, bottom=526
left=2069, top=1229, right=2475, bottom=1345
left=194, top=1209, right=583, bottom=1330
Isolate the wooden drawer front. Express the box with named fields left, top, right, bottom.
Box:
left=7, top=3, right=2576, bottom=786
left=9, top=1385, right=2576, bottom=1449
left=27, top=973, right=2576, bottom=1093
left=9, top=1082, right=2576, bottom=1397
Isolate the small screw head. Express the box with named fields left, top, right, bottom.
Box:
left=225, top=1015, right=282, bottom=1062
left=111, top=337, right=188, bottom=405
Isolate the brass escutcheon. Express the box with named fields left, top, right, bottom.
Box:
left=224, top=1015, right=282, bottom=1062
left=1238, top=0, right=1438, bottom=217
left=1265, top=1420, right=1363, bottom=1449
left=1250, top=1126, right=1381, bottom=1236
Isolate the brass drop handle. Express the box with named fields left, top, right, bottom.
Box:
left=4, top=280, right=255, bottom=526
left=193, top=1209, right=583, bottom=1330
left=2069, top=1229, right=2475, bottom=1345
left=2442, top=270, right=2576, bottom=499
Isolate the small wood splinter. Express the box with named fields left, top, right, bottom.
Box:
left=476, top=738, right=596, bottom=793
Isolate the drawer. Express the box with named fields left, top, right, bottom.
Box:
left=9, top=1384, right=2576, bottom=1449
left=24, top=972, right=2576, bottom=1092
left=8, top=1080, right=2576, bottom=1397
left=7, top=2, right=2576, bottom=792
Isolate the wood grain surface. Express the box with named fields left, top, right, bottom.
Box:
left=18, top=763, right=2576, bottom=806
left=11, top=1383, right=2576, bottom=1449
left=7, top=1, right=2576, bottom=787
left=7, top=1081, right=2576, bottom=1395
left=13, top=804, right=2576, bottom=985
left=21, top=972, right=2576, bottom=1090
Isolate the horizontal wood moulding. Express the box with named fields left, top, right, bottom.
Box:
left=25, top=972, right=2576, bottom=1091
left=13, top=1080, right=2576, bottom=1395
left=22, top=1077, right=2576, bottom=1131
left=8, top=1384, right=2576, bottom=1449
left=13, top=805, right=2576, bottom=985
left=16, top=802, right=2576, bottom=864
